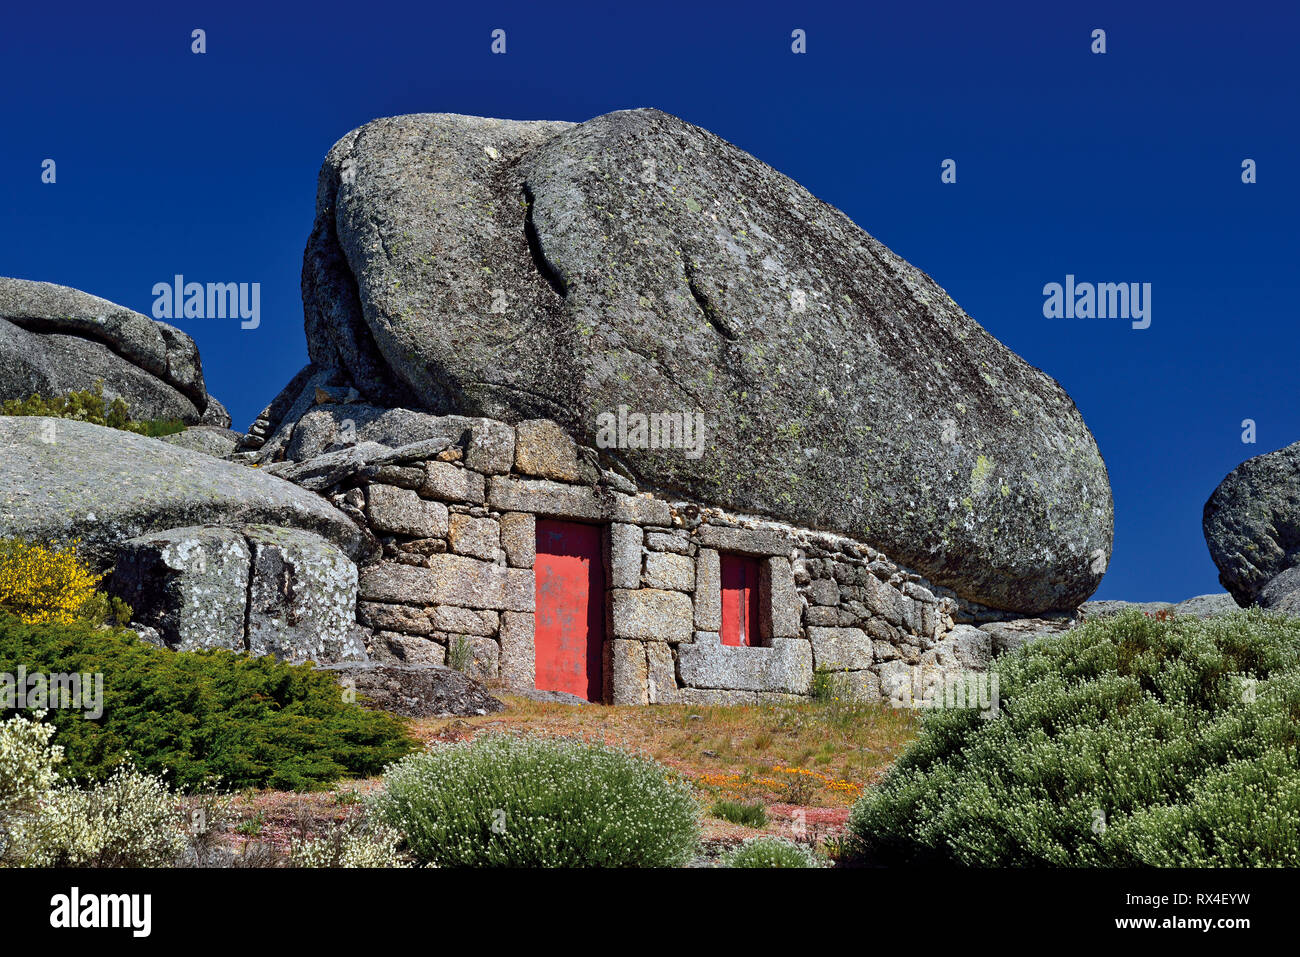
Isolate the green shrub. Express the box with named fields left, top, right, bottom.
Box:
left=0, top=613, right=416, bottom=791
left=721, top=836, right=823, bottom=868
left=710, top=798, right=768, bottom=827
left=371, top=733, right=700, bottom=867
left=2, top=381, right=184, bottom=437
left=848, top=609, right=1300, bottom=866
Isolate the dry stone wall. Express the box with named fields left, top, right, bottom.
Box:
left=265, top=399, right=983, bottom=704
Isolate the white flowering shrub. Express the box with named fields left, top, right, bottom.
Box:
left=0, top=712, right=62, bottom=812
left=371, top=733, right=700, bottom=867
left=289, top=817, right=412, bottom=868
left=14, top=761, right=187, bottom=868
left=721, top=836, right=823, bottom=868
left=849, top=609, right=1300, bottom=866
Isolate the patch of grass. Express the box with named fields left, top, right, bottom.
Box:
left=408, top=695, right=918, bottom=809
left=710, top=798, right=768, bottom=828
left=446, top=635, right=473, bottom=672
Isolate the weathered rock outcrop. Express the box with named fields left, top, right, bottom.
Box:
left=0, top=278, right=227, bottom=426
left=1204, top=440, right=1300, bottom=608
left=293, top=109, right=1112, bottom=614
left=0, top=417, right=372, bottom=568
left=320, top=662, right=504, bottom=717
left=109, top=524, right=363, bottom=662
left=1258, top=567, right=1300, bottom=615
left=161, top=425, right=243, bottom=459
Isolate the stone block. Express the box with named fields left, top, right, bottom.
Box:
left=369, top=631, right=447, bottom=667
left=498, top=512, right=536, bottom=568
left=676, top=633, right=812, bottom=694
left=367, top=483, right=448, bottom=537
left=760, top=556, right=799, bottom=639
left=423, top=462, right=486, bottom=504
left=809, top=577, right=840, bottom=606
left=448, top=513, right=501, bottom=561
left=451, top=635, right=499, bottom=680
left=610, top=639, right=648, bottom=705
left=514, top=419, right=581, bottom=482
left=488, top=476, right=599, bottom=519
left=808, top=626, right=874, bottom=671
left=646, top=531, right=691, bottom=554
left=357, top=600, right=433, bottom=636
left=695, top=524, right=791, bottom=556
left=429, top=605, right=499, bottom=637
left=464, top=419, right=515, bottom=474
left=608, top=522, right=643, bottom=589
left=361, top=555, right=531, bottom=611
left=609, top=493, right=672, bottom=526
left=863, top=573, right=905, bottom=627
left=499, top=611, right=535, bottom=688
left=646, top=642, right=680, bottom=704
left=694, top=548, right=721, bottom=631
left=610, top=588, right=694, bottom=642
left=643, top=551, right=695, bottom=592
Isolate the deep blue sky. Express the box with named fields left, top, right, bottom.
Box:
left=2, top=1, right=1296, bottom=602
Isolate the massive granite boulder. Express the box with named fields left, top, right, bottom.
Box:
left=0, top=277, right=228, bottom=426
left=295, top=109, right=1112, bottom=613
left=1204, top=440, right=1300, bottom=607
left=0, top=417, right=372, bottom=568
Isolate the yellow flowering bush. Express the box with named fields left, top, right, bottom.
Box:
left=0, top=539, right=104, bottom=625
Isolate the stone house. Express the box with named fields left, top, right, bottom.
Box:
left=241, top=404, right=983, bottom=706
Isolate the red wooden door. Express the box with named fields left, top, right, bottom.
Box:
left=720, top=554, right=761, bottom=647
left=534, top=520, right=605, bottom=700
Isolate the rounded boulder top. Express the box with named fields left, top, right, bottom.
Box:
left=300, top=108, right=1113, bottom=613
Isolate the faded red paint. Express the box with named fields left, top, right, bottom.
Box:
left=534, top=519, right=605, bottom=700
left=720, top=553, right=761, bottom=647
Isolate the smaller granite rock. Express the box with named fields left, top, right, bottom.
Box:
left=1258, top=567, right=1300, bottom=616
left=1173, top=593, right=1241, bottom=617
left=109, top=526, right=251, bottom=652
left=1204, top=440, right=1300, bottom=606
left=243, top=524, right=363, bottom=663
left=321, top=662, right=505, bottom=717
left=161, top=426, right=243, bottom=459
left=1077, top=600, right=1175, bottom=620
left=978, top=617, right=1072, bottom=656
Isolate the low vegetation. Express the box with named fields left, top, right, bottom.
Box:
left=0, top=712, right=184, bottom=867
left=2, top=381, right=185, bottom=437
left=848, top=609, right=1300, bottom=866
left=371, top=733, right=700, bottom=867
left=721, top=835, right=824, bottom=868
left=710, top=798, right=768, bottom=828
left=0, top=613, right=416, bottom=791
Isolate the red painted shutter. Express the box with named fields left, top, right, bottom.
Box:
left=720, top=554, right=761, bottom=647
